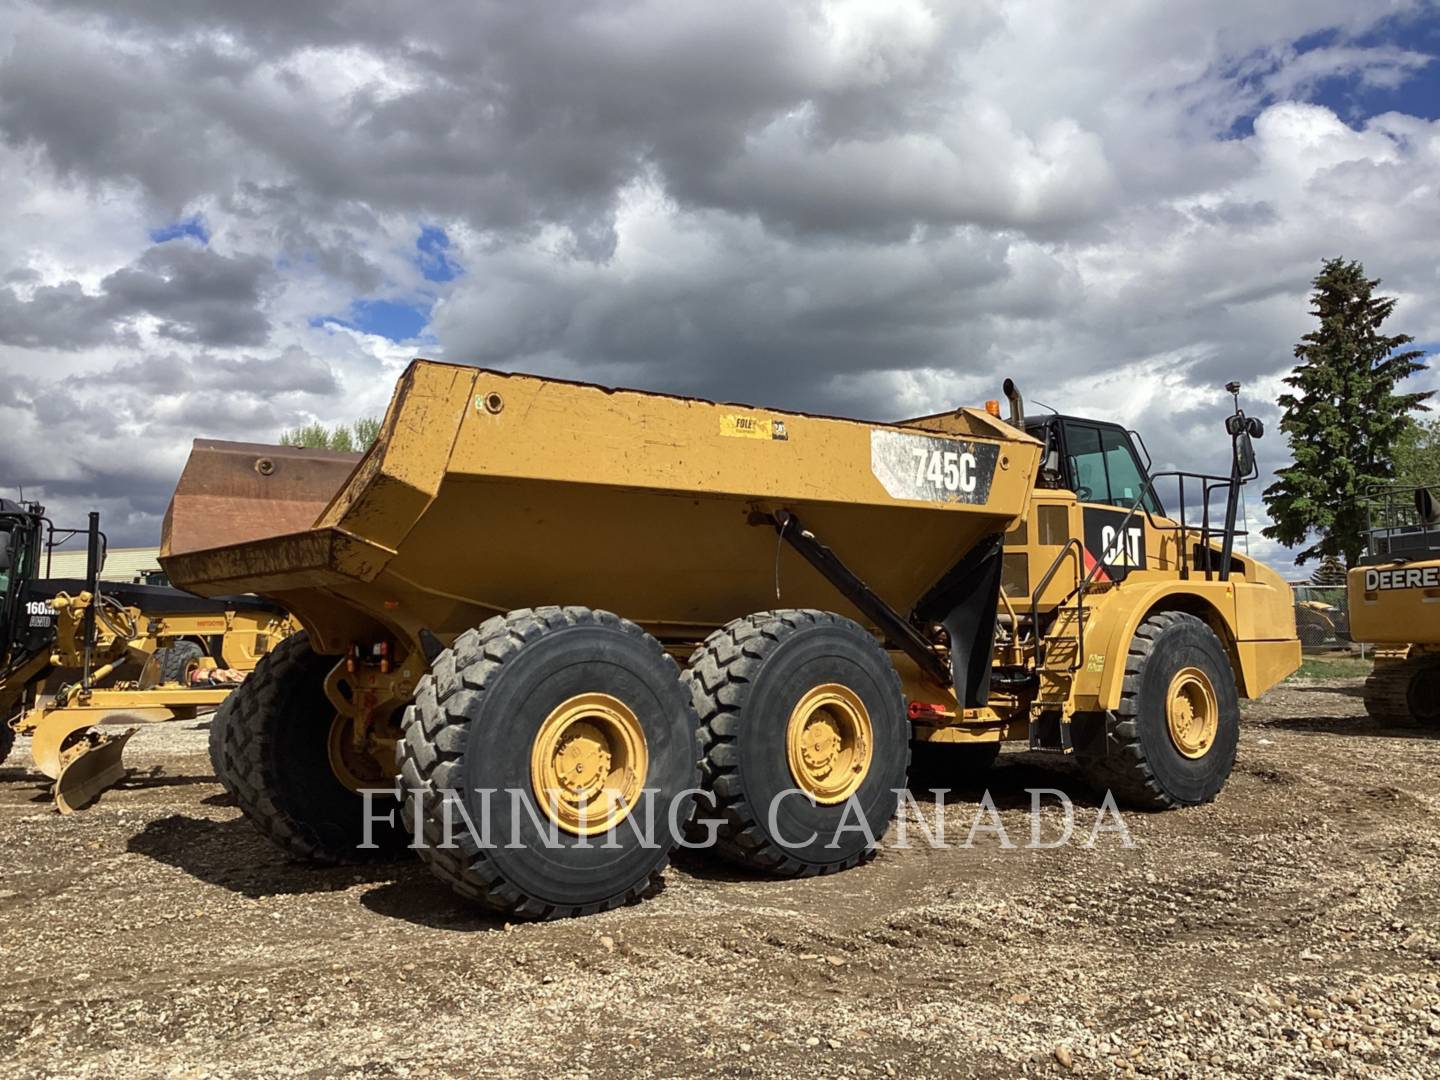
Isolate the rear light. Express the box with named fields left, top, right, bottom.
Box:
left=908, top=701, right=954, bottom=721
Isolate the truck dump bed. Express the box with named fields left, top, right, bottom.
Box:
left=160, top=361, right=1041, bottom=654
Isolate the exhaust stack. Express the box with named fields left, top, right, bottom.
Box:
left=1002, top=378, right=1024, bottom=428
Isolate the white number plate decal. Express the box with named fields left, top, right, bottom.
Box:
left=870, top=430, right=999, bottom=504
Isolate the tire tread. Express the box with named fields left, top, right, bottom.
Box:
left=681, top=608, right=908, bottom=877
left=400, top=605, right=698, bottom=920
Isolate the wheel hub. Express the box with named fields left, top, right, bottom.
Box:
left=1165, top=666, right=1218, bottom=759
left=786, top=684, right=872, bottom=804
left=326, top=714, right=389, bottom=793
left=531, top=693, right=648, bottom=835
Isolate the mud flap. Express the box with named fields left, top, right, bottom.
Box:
left=53, top=728, right=137, bottom=814
left=913, top=532, right=1005, bottom=707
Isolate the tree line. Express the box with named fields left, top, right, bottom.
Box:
left=279, top=417, right=382, bottom=453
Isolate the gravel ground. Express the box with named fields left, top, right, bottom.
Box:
left=3, top=678, right=1439, bottom=1079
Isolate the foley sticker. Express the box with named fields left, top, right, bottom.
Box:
left=869, top=429, right=998, bottom=504
left=720, top=414, right=788, bottom=440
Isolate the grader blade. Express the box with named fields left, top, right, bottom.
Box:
left=53, top=727, right=137, bottom=814
left=28, top=704, right=175, bottom=779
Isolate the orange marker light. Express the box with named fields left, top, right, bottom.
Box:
left=985, top=400, right=1001, bottom=417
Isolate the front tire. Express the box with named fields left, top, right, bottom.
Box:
left=683, top=609, right=910, bottom=876
left=1076, top=611, right=1239, bottom=809
left=0, top=720, right=13, bottom=767
left=400, top=606, right=700, bottom=920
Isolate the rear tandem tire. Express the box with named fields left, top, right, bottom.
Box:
left=1075, top=611, right=1239, bottom=810
left=0, top=720, right=13, bottom=768
left=207, top=700, right=233, bottom=795
left=399, top=606, right=701, bottom=920
left=223, top=632, right=408, bottom=862
left=683, top=609, right=910, bottom=877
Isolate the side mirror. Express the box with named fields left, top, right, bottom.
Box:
left=1226, top=409, right=1261, bottom=475
left=1417, top=487, right=1440, bottom=526
left=1235, top=432, right=1256, bottom=476
left=0, top=530, right=12, bottom=573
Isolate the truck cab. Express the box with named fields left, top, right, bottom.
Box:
left=1023, top=415, right=1161, bottom=515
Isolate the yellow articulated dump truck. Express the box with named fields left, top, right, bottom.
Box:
left=1347, top=484, right=1440, bottom=725
left=160, top=362, right=1299, bottom=919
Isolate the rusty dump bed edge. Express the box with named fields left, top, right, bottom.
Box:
left=161, top=438, right=362, bottom=560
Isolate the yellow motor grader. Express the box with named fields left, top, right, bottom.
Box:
left=160, top=361, right=1299, bottom=919
left=0, top=503, right=300, bottom=811
left=1347, top=484, right=1440, bottom=725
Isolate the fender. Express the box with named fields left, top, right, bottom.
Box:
left=1071, top=579, right=1238, bottom=711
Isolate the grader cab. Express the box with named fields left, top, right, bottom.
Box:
left=160, top=360, right=1299, bottom=919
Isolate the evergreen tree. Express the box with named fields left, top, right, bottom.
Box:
left=1263, top=258, right=1429, bottom=566
left=1308, top=554, right=1346, bottom=586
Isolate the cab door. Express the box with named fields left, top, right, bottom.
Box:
left=1057, top=421, right=1160, bottom=581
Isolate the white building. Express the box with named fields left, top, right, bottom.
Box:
left=42, top=546, right=165, bottom=584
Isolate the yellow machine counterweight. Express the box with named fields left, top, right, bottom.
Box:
left=1347, top=485, right=1440, bottom=725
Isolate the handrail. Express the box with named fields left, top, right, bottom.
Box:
left=1026, top=467, right=1251, bottom=675
left=995, top=585, right=1023, bottom=666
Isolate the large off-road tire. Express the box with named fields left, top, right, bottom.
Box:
left=222, top=632, right=407, bottom=862
left=0, top=721, right=13, bottom=768
left=908, top=740, right=1000, bottom=792
left=157, top=640, right=204, bottom=685
left=1363, top=654, right=1440, bottom=726
left=208, top=694, right=236, bottom=796
left=1075, top=611, right=1239, bottom=810
left=683, top=609, right=910, bottom=876
left=400, top=606, right=700, bottom=920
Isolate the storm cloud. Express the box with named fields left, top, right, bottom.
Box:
left=0, top=0, right=1436, bottom=556
left=0, top=242, right=273, bottom=349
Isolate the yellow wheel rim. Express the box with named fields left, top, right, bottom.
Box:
left=327, top=714, right=386, bottom=793
left=530, top=693, right=649, bottom=836
left=785, top=683, right=873, bottom=804
left=1165, top=666, right=1218, bottom=759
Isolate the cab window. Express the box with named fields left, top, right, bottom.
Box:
left=1063, top=422, right=1161, bottom=513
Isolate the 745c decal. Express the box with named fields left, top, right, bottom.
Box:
left=870, top=430, right=998, bottom=505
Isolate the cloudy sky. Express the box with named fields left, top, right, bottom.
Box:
left=1, top=1, right=1437, bottom=569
